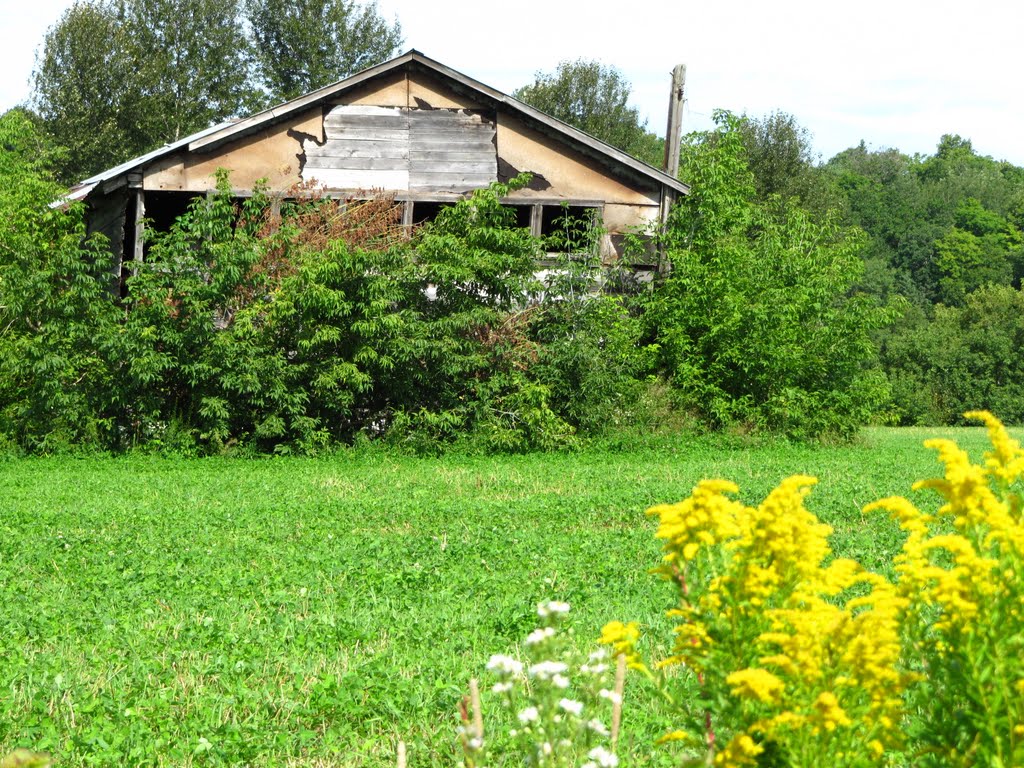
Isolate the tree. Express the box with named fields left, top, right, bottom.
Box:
left=32, top=0, right=400, bottom=182
left=31, top=1, right=140, bottom=183
left=33, top=0, right=254, bottom=182
left=514, top=59, right=664, bottom=167
left=881, top=285, right=1024, bottom=425
left=245, top=0, right=402, bottom=104
left=124, top=0, right=257, bottom=143
left=737, top=111, right=841, bottom=215
left=647, top=111, right=898, bottom=438
left=0, top=109, right=121, bottom=450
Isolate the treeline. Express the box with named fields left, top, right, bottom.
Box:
left=735, top=115, right=1024, bottom=425
left=0, top=109, right=891, bottom=454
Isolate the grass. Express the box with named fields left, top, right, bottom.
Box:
left=0, top=425, right=1011, bottom=766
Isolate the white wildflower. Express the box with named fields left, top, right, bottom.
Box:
left=552, top=674, right=570, bottom=689
left=491, top=681, right=513, bottom=694
left=486, top=654, right=523, bottom=676
left=588, top=648, right=608, bottom=662
left=599, top=689, right=622, bottom=705
left=587, top=718, right=610, bottom=736
left=468, top=737, right=483, bottom=751
left=558, top=698, right=584, bottom=716
left=588, top=746, right=619, bottom=767
left=518, top=706, right=539, bottom=724
left=529, top=660, right=569, bottom=680
left=525, top=627, right=556, bottom=646
left=537, top=600, right=571, bottom=618
left=541, top=742, right=553, bottom=756
left=580, top=662, right=608, bottom=675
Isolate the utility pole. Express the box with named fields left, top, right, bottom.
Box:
left=663, top=64, right=686, bottom=178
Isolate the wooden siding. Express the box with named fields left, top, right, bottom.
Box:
left=302, top=105, right=497, bottom=192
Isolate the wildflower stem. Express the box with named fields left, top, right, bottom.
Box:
left=611, top=652, right=626, bottom=751
left=469, top=678, right=483, bottom=739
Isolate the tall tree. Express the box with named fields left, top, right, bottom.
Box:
left=737, top=111, right=841, bottom=216
left=32, top=0, right=401, bottom=182
left=514, top=59, right=664, bottom=167
left=647, top=111, right=897, bottom=438
left=0, top=109, right=121, bottom=450
left=31, top=1, right=140, bottom=183
left=245, top=0, right=402, bottom=104
left=124, top=0, right=257, bottom=143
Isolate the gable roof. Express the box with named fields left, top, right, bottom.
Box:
left=74, top=50, right=689, bottom=197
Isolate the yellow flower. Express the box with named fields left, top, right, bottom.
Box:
left=648, top=479, right=744, bottom=567
left=811, top=691, right=851, bottom=732
left=965, top=410, right=1024, bottom=486
left=598, top=620, right=647, bottom=671
left=726, top=668, right=785, bottom=704
left=713, top=733, right=763, bottom=767
left=654, top=730, right=690, bottom=744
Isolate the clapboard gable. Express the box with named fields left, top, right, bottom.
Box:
left=303, top=105, right=497, bottom=192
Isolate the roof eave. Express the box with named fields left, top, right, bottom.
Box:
left=74, top=50, right=689, bottom=198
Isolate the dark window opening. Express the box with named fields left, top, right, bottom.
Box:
left=412, top=201, right=450, bottom=225
left=540, top=204, right=600, bottom=252
left=145, top=191, right=198, bottom=233
left=509, top=204, right=533, bottom=229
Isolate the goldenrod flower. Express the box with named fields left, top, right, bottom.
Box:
left=726, top=668, right=785, bottom=704
left=811, top=691, right=851, bottom=732
left=713, top=732, right=763, bottom=767
left=598, top=620, right=647, bottom=672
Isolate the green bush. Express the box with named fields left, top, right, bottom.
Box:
left=646, top=112, right=897, bottom=439
left=881, top=284, right=1024, bottom=425
left=0, top=110, right=121, bottom=452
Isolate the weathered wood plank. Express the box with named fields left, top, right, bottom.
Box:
left=305, top=155, right=410, bottom=171
left=409, top=150, right=496, bottom=163
left=320, top=129, right=410, bottom=143
left=323, top=116, right=410, bottom=132
left=403, top=110, right=491, bottom=123
left=332, top=104, right=405, bottom=117
left=410, top=173, right=496, bottom=188
left=307, top=145, right=410, bottom=160
left=410, top=162, right=495, bottom=176
left=409, top=139, right=496, bottom=152
left=304, top=168, right=410, bottom=190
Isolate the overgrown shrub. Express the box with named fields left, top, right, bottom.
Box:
left=0, top=110, right=121, bottom=452
left=647, top=111, right=898, bottom=439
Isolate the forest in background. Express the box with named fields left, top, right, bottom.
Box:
left=2, top=0, right=1023, bottom=454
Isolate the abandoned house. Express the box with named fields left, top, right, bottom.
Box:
left=68, top=50, right=690, bottom=279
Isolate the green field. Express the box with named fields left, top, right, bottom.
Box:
left=0, top=426, right=1007, bottom=766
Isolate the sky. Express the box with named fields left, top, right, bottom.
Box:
left=2, top=0, right=1022, bottom=166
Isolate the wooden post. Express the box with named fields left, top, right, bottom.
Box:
left=663, top=64, right=686, bottom=179
left=658, top=64, right=686, bottom=275
left=128, top=172, right=145, bottom=269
